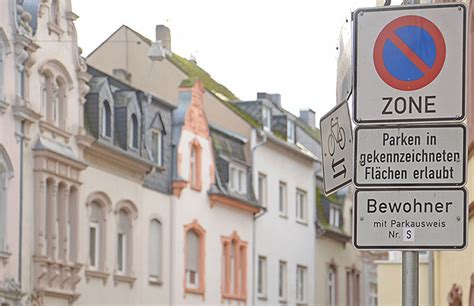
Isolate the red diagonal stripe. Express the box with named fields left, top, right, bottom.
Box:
left=386, top=31, right=431, bottom=74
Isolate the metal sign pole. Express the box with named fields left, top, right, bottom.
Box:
left=402, top=251, right=419, bottom=306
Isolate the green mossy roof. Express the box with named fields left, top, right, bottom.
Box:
left=168, top=53, right=238, bottom=101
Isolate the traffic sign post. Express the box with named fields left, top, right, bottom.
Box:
left=351, top=3, right=468, bottom=306
left=320, top=101, right=353, bottom=195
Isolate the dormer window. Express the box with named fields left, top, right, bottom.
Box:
left=151, top=130, right=163, bottom=166
left=130, top=114, right=139, bottom=149
left=262, top=106, right=271, bottom=130
left=229, top=164, right=247, bottom=194
left=102, top=100, right=112, bottom=138
left=287, top=120, right=295, bottom=143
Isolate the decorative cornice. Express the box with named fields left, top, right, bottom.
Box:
left=39, top=120, right=72, bottom=142
left=172, top=180, right=188, bottom=198
left=321, top=227, right=351, bottom=244
left=208, top=193, right=262, bottom=214
left=84, top=141, right=154, bottom=183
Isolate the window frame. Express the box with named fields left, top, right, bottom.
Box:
left=101, top=100, right=112, bottom=139
left=278, top=260, right=287, bottom=302
left=149, top=219, right=162, bottom=284
left=258, top=173, right=267, bottom=208
left=329, top=205, right=341, bottom=228
left=88, top=221, right=99, bottom=270
left=328, top=265, right=337, bottom=306
left=221, top=232, right=247, bottom=301
left=278, top=181, right=288, bottom=217
left=262, top=105, right=272, bottom=130
left=184, top=220, right=206, bottom=296
left=296, top=265, right=307, bottom=304
left=229, top=164, right=247, bottom=194
left=151, top=130, right=163, bottom=166
left=257, top=255, right=267, bottom=299
left=287, top=120, right=295, bottom=143
left=129, top=113, right=139, bottom=150
left=296, top=189, right=308, bottom=224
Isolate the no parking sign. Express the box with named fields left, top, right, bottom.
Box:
left=353, top=4, right=466, bottom=124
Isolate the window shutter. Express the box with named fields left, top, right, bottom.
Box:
left=186, top=230, right=200, bottom=271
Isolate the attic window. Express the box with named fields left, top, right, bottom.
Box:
left=102, top=100, right=112, bottom=138
left=262, top=106, right=271, bottom=130
left=329, top=205, right=341, bottom=228
left=130, top=114, right=139, bottom=149
left=151, top=130, right=163, bottom=166
left=287, top=120, right=295, bottom=143
left=229, top=164, right=246, bottom=194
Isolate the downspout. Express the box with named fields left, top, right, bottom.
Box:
left=18, top=120, right=25, bottom=286
left=169, top=143, right=177, bottom=306
left=251, top=129, right=267, bottom=306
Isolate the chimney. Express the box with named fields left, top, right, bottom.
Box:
left=299, top=109, right=316, bottom=128
left=113, top=68, right=131, bottom=84
left=257, top=92, right=281, bottom=106
left=156, top=25, right=171, bottom=51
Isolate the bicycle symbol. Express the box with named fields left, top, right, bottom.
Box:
left=328, top=117, right=346, bottom=156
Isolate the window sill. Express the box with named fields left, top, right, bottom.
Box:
left=222, top=293, right=246, bottom=301
left=279, top=212, right=288, bottom=219
left=296, top=218, right=308, bottom=226
left=85, top=269, right=110, bottom=285
left=257, top=295, right=267, bottom=301
left=185, top=287, right=205, bottom=296
left=148, top=276, right=163, bottom=286
left=279, top=298, right=288, bottom=304
left=113, top=273, right=136, bottom=288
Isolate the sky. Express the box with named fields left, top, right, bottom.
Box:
left=73, top=0, right=384, bottom=126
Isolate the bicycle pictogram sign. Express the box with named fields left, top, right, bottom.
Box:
left=328, top=117, right=346, bottom=157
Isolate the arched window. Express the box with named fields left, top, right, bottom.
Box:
left=184, top=220, right=205, bottom=295
left=117, top=209, right=129, bottom=274
left=328, top=265, right=337, bottom=306
left=189, top=139, right=202, bottom=191
left=130, top=114, right=138, bottom=149
left=0, top=28, right=11, bottom=105
left=149, top=219, right=162, bottom=282
left=102, top=101, right=112, bottom=138
left=89, top=201, right=101, bottom=269
left=86, top=192, right=111, bottom=274
left=222, top=232, right=247, bottom=300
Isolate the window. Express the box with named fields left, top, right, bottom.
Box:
left=149, top=219, right=162, bottom=282
left=329, top=206, right=341, bottom=228
left=117, top=209, right=129, bottom=274
left=262, top=105, right=271, bottom=130
left=328, top=266, right=337, bottom=306
left=222, top=233, right=247, bottom=300
left=296, top=265, right=307, bottom=303
left=89, top=201, right=101, bottom=269
left=130, top=114, right=138, bottom=149
left=287, top=120, right=295, bottom=143
left=258, top=173, right=267, bottom=208
left=184, top=220, right=205, bottom=295
left=189, top=140, right=202, bottom=191
left=278, top=261, right=287, bottom=301
left=346, top=269, right=361, bottom=306
left=51, top=0, right=59, bottom=25
left=151, top=130, right=163, bottom=166
left=229, top=165, right=246, bottom=194
left=102, top=100, right=112, bottom=138
left=279, top=182, right=287, bottom=217
left=296, top=189, right=307, bottom=223
left=257, top=256, right=267, bottom=298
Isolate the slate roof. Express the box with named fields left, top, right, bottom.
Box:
left=209, top=125, right=259, bottom=208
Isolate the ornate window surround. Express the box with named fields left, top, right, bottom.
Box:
left=183, top=219, right=206, bottom=298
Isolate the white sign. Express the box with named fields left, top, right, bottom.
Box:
left=353, top=188, right=467, bottom=249
left=354, top=124, right=466, bottom=187
left=320, top=101, right=353, bottom=195
left=353, top=4, right=466, bottom=124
